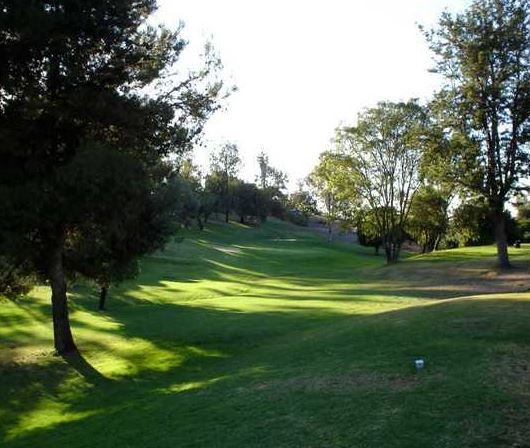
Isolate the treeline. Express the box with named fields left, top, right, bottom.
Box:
left=308, top=0, right=530, bottom=266
left=174, top=145, right=317, bottom=229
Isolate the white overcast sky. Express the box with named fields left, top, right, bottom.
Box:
left=154, top=0, right=471, bottom=189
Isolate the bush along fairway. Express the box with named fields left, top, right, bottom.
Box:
left=1, top=219, right=530, bottom=447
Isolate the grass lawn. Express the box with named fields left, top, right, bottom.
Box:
left=1, top=219, right=529, bottom=447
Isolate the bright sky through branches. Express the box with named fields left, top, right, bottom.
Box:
left=155, top=0, right=471, bottom=189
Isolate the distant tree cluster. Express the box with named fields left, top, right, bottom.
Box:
left=187, top=145, right=312, bottom=227
left=178, top=144, right=267, bottom=227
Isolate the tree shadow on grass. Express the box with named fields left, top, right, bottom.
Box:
left=2, top=297, right=530, bottom=448
left=95, top=230, right=530, bottom=312
left=3, top=221, right=530, bottom=446
left=62, top=352, right=110, bottom=386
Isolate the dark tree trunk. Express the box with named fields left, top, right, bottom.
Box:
left=493, top=208, right=510, bottom=269
left=384, top=239, right=401, bottom=264
left=98, top=286, right=108, bottom=311
left=49, top=240, right=77, bottom=355
left=197, top=216, right=204, bottom=230
left=375, top=245, right=380, bottom=256
left=240, top=215, right=245, bottom=224
left=327, top=222, right=333, bottom=243
left=394, top=243, right=402, bottom=261
left=225, top=210, right=229, bottom=223
left=385, top=246, right=392, bottom=263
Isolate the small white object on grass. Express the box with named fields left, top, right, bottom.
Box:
left=414, top=358, right=425, bottom=370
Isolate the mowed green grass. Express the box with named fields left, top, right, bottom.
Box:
left=1, top=219, right=529, bottom=447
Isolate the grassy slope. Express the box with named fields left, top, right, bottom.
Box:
left=1, top=219, right=529, bottom=447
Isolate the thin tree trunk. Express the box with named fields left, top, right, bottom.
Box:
left=327, top=221, right=333, bottom=243
left=385, top=243, right=392, bottom=264
left=493, top=209, right=510, bottom=269
left=225, top=210, right=229, bottom=223
left=394, top=242, right=402, bottom=261
left=98, top=286, right=108, bottom=311
left=49, top=239, right=77, bottom=355
left=385, top=240, right=400, bottom=264
left=434, top=234, right=442, bottom=251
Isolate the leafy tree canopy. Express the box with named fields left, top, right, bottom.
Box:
left=337, top=100, right=427, bottom=263
left=422, top=0, right=530, bottom=267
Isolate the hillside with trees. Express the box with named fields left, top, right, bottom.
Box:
left=1, top=1, right=530, bottom=447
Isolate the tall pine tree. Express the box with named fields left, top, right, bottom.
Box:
left=0, top=1, right=225, bottom=353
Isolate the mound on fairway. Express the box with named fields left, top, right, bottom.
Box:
left=1, top=219, right=529, bottom=447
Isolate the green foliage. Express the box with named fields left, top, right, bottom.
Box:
left=356, top=209, right=383, bottom=254
left=0, top=257, right=35, bottom=299
left=168, top=174, right=201, bottom=229
left=208, top=143, right=241, bottom=222
left=517, top=218, right=530, bottom=242
left=407, top=186, right=450, bottom=253
left=210, top=143, right=242, bottom=178
left=266, top=192, right=288, bottom=220
left=450, top=197, right=519, bottom=247
left=450, top=199, right=495, bottom=247
left=422, top=0, right=530, bottom=266
left=287, top=185, right=318, bottom=224
left=233, top=181, right=268, bottom=224
left=514, top=194, right=530, bottom=242
left=338, top=100, right=427, bottom=262
left=62, top=147, right=182, bottom=298
left=256, top=151, right=288, bottom=191
left=254, top=152, right=289, bottom=221
left=308, top=150, right=356, bottom=241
